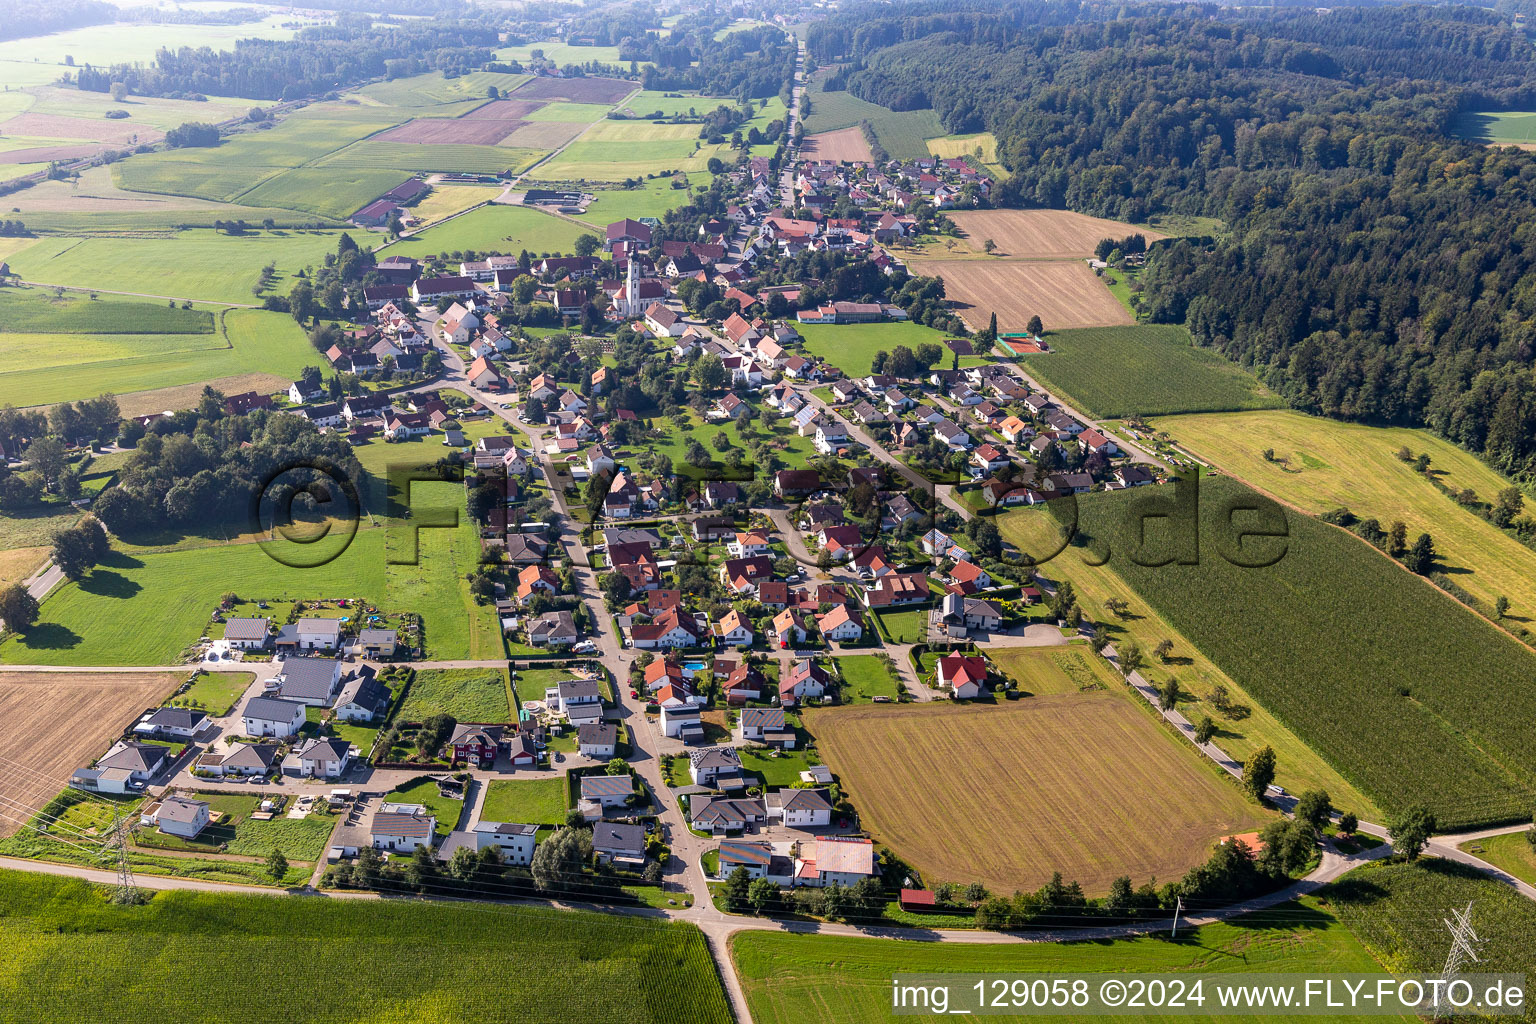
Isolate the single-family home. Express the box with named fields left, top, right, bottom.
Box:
left=151, top=795, right=211, bottom=839
left=577, top=723, right=618, bottom=759
left=275, top=617, right=343, bottom=652
left=779, top=659, right=831, bottom=706
left=222, top=616, right=271, bottom=650
left=688, top=745, right=744, bottom=787
left=241, top=696, right=306, bottom=739
left=274, top=658, right=343, bottom=707
left=132, top=706, right=208, bottom=741
left=765, top=787, right=833, bottom=828
left=371, top=804, right=436, bottom=852
left=793, top=836, right=876, bottom=887
left=295, top=737, right=353, bottom=778
left=592, top=822, right=646, bottom=867
left=527, top=610, right=578, bottom=647
left=817, top=603, right=863, bottom=642
left=659, top=702, right=704, bottom=742
left=690, top=795, right=766, bottom=833
left=712, top=609, right=754, bottom=647
left=936, top=654, right=989, bottom=699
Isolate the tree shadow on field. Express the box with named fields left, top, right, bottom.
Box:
left=14, top=622, right=82, bottom=650
left=78, top=570, right=141, bottom=599
left=99, top=549, right=145, bottom=571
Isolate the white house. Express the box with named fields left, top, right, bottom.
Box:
left=151, top=795, right=211, bottom=839
left=577, top=722, right=618, bottom=759
left=792, top=837, right=876, bottom=887
left=660, top=702, right=703, bottom=741
left=766, top=787, right=833, bottom=828
left=473, top=821, right=537, bottom=865
left=817, top=604, right=863, bottom=642
left=241, top=696, right=306, bottom=739
left=222, top=616, right=271, bottom=650
left=688, top=745, right=743, bottom=787
left=295, top=737, right=352, bottom=778
left=712, top=609, right=754, bottom=647
left=371, top=803, right=436, bottom=852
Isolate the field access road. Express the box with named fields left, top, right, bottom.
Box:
left=779, top=40, right=805, bottom=207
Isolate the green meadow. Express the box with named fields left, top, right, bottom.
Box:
left=798, top=321, right=961, bottom=377
left=388, top=204, right=598, bottom=256
left=3, top=230, right=343, bottom=304
left=0, top=307, right=317, bottom=409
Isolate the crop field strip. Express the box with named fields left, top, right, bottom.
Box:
left=800, top=71, right=947, bottom=160
left=0, top=671, right=177, bottom=837
left=0, top=870, right=734, bottom=1024
left=1014, top=325, right=1284, bottom=418
left=732, top=897, right=1409, bottom=1024
left=937, top=209, right=1169, bottom=260
left=996, top=507, right=1383, bottom=818
left=1059, top=476, right=1536, bottom=829
left=800, top=127, right=875, bottom=162
left=806, top=694, right=1271, bottom=895
left=1153, top=409, right=1536, bottom=621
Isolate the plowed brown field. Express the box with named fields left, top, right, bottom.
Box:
left=908, top=258, right=1132, bottom=331
left=0, top=670, right=179, bottom=836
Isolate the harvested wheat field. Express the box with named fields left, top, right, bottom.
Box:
left=460, top=99, right=545, bottom=120
left=939, top=209, right=1165, bottom=259
left=52, top=372, right=294, bottom=419
left=0, top=670, right=179, bottom=836
left=909, top=258, right=1131, bottom=331
left=801, top=127, right=874, bottom=163
left=0, top=112, right=164, bottom=146
left=807, top=694, right=1270, bottom=894
left=0, top=144, right=105, bottom=165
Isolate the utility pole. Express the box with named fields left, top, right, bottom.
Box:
left=1170, top=896, right=1183, bottom=938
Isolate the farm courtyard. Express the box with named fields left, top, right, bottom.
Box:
left=806, top=695, right=1271, bottom=895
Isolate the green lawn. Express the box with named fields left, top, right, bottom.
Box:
left=0, top=869, right=732, bottom=1022
left=511, top=667, right=583, bottom=707
left=171, top=671, right=253, bottom=716
left=3, top=230, right=345, bottom=305
left=732, top=898, right=1412, bottom=1024
left=834, top=655, right=901, bottom=701
left=1017, top=325, right=1283, bottom=419
left=872, top=606, right=931, bottom=644
left=648, top=408, right=817, bottom=472
left=1458, top=831, right=1536, bottom=887
left=797, top=321, right=957, bottom=378
left=480, top=777, right=569, bottom=825
left=396, top=668, right=512, bottom=724
left=576, top=174, right=713, bottom=225
left=387, top=204, right=598, bottom=257
left=738, top=747, right=822, bottom=788
left=386, top=776, right=465, bottom=838
left=137, top=792, right=335, bottom=862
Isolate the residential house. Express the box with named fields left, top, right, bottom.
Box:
left=793, top=837, right=876, bottom=887
left=950, top=560, right=992, bottom=592
left=817, top=603, right=863, bottom=643
left=592, top=822, right=646, bottom=867
left=722, top=665, right=765, bottom=705
left=771, top=608, right=806, bottom=646
left=546, top=679, right=602, bottom=718
left=448, top=724, right=505, bottom=766
left=371, top=804, right=436, bottom=852
left=152, top=796, right=211, bottom=839
left=241, top=696, right=306, bottom=739
left=688, top=745, right=744, bottom=787
left=334, top=674, right=392, bottom=722
left=132, top=706, right=207, bottom=741
left=296, top=737, right=353, bottom=778
left=779, top=659, right=830, bottom=707
left=659, top=702, right=703, bottom=741
left=936, top=654, right=989, bottom=699
left=275, top=617, right=343, bottom=652
left=712, top=609, right=754, bottom=647
left=864, top=572, right=933, bottom=608
left=690, top=795, right=766, bottom=834
left=765, top=787, right=833, bottom=828
left=526, top=610, right=578, bottom=647
left=577, top=723, right=618, bottom=759
left=728, top=531, right=771, bottom=558
left=274, top=658, right=343, bottom=707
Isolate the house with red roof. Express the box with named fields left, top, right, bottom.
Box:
left=936, top=654, right=989, bottom=699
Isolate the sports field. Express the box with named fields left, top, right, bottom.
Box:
left=0, top=307, right=317, bottom=410
left=733, top=899, right=1409, bottom=1024
left=389, top=204, right=599, bottom=256
left=936, top=209, right=1166, bottom=259
left=1014, top=325, right=1282, bottom=417
left=1154, top=409, right=1536, bottom=621
left=807, top=696, right=1271, bottom=894
left=0, top=671, right=177, bottom=836
left=2, top=230, right=343, bottom=304
left=911, top=258, right=1132, bottom=331
left=0, top=870, right=733, bottom=1024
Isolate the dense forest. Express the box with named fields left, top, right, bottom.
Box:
left=808, top=1, right=1536, bottom=476
left=73, top=16, right=498, bottom=101
left=2, top=0, right=114, bottom=43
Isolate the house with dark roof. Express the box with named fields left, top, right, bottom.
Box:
left=592, top=822, right=646, bottom=866
left=132, top=706, right=208, bottom=740
left=242, top=696, right=306, bottom=739
left=765, top=787, right=833, bottom=827
left=274, top=658, right=343, bottom=706
left=370, top=804, right=436, bottom=852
